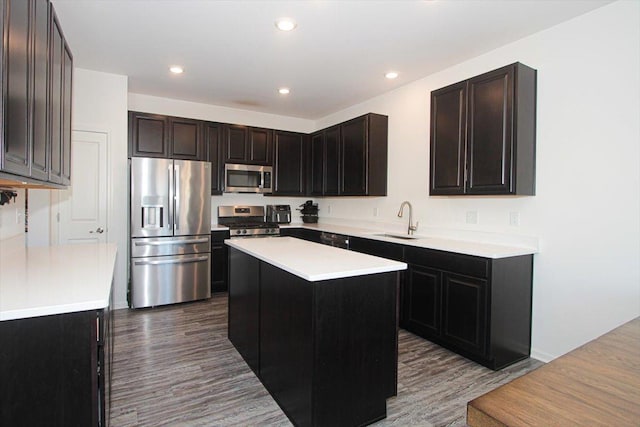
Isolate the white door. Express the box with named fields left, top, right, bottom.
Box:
left=58, top=130, right=108, bottom=244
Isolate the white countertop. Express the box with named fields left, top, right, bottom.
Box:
left=226, top=237, right=406, bottom=282
left=0, top=243, right=117, bottom=321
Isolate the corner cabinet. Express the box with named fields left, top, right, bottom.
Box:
left=430, top=62, right=536, bottom=196
left=128, top=112, right=206, bottom=161
left=309, top=113, right=388, bottom=197
left=0, top=304, right=113, bottom=426
left=341, top=113, right=388, bottom=196
left=1, top=0, right=72, bottom=188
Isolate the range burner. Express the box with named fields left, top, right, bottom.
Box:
left=218, top=205, right=280, bottom=238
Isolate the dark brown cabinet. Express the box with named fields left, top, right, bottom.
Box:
left=430, top=62, right=536, bottom=196
left=403, top=246, right=532, bottom=370
left=128, top=112, right=205, bottom=161
left=211, top=229, right=229, bottom=292
left=1, top=0, right=71, bottom=187
left=205, top=122, right=224, bottom=194
left=340, top=113, right=388, bottom=196
left=309, top=125, right=340, bottom=196
left=0, top=305, right=113, bottom=426
left=223, top=124, right=272, bottom=165
left=272, top=130, right=306, bottom=196
left=309, top=114, right=387, bottom=197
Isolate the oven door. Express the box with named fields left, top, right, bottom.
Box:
left=225, top=164, right=272, bottom=193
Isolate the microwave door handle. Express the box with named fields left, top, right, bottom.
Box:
left=260, top=171, right=264, bottom=189
left=174, top=164, right=180, bottom=231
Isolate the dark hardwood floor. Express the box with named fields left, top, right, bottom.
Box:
left=111, top=294, right=542, bottom=426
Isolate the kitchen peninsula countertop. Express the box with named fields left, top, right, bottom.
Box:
left=0, top=243, right=117, bottom=321
left=226, top=236, right=406, bottom=281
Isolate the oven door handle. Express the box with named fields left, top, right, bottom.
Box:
left=133, top=255, right=209, bottom=266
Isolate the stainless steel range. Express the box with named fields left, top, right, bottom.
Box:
left=218, top=205, right=280, bottom=238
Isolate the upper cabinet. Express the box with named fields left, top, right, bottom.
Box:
left=310, top=125, right=340, bottom=197
left=309, top=113, right=388, bottom=197
left=128, top=112, right=206, bottom=161
left=272, top=130, right=307, bottom=196
left=224, top=124, right=272, bottom=165
left=1, top=0, right=72, bottom=188
left=205, top=122, right=224, bottom=195
left=430, top=62, right=536, bottom=196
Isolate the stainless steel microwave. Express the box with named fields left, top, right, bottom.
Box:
left=224, top=163, right=272, bottom=193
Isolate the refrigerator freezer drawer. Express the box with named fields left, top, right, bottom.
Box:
left=131, top=253, right=211, bottom=308
left=131, top=235, right=211, bottom=258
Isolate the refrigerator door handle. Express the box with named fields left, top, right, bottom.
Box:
left=133, top=255, right=209, bottom=266
left=174, top=164, right=180, bottom=231
left=167, top=165, right=174, bottom=229
left=134, top=237, right=210, bottom=246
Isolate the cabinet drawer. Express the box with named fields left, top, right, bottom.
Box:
left=405, top=247, right=489, bottom=278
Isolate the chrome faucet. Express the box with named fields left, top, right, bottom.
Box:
left=397, top=201, right=418, bottom=235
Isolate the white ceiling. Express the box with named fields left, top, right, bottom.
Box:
left=51, top=0, right=612, bottom=120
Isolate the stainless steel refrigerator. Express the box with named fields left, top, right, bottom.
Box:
left=129, top=157, right=211, bottom=308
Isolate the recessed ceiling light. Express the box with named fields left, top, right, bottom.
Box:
left=275, top=18, right=297, bottom=31
left=385, top=71, right=399, bottom=79
left=278, top=88, right=290, bottom=95
left=169, top=66, right=184, bottom=74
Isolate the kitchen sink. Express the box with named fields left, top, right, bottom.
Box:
left=373, top=233, right=420, bottom=240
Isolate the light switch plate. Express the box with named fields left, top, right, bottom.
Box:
left=466, top=210, right=478, bottom=224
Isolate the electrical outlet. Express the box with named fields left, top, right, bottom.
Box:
left=327, top=205, right=332, bottom=215
left=466, top=210, right=478, bottom=224
left=373, top=207, right=379, bottom=217
left=509, top=211, right=520, bottom=227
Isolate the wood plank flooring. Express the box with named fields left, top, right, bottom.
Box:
left=111, top=294, right=542, bottom=426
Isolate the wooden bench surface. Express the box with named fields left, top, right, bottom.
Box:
left=467, top=317, right=640, bottom=426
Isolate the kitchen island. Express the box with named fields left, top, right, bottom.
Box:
left=226, top=237, right=407, bottom=427
left=0, top=242, right=117, bottom=427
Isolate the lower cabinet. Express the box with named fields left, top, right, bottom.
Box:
left=0, top=305, right=112, bottom=426
left=211, top=229, right=230, bottom=292
left=403, top=246, right=532, bottom=370
left=280, top=227, right=322, bottom=243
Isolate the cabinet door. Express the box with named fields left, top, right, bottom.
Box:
left=430, top=81, right=467, bottom=195
left=128, top=112, right=169, bottom=158
left=441, top=272, right=487, bottom=357
left=49, top=8, right=64, bottom=183
left=404, top=264, right=441, bottom=338
left=30, top=0, right=50, bottom=181
left=61, top=42, right=72, bottom=184
left=248, top=127, right=272, bottom=165
left=206, top=122, right=224, bottom=194
left=3, top=0, right=31, bottom=177
left=210, top=230, right=229, bottom=293
left=324, top=125, right=341, bottom=196
left=467, top=65, right=514, bottom=194
left=309, top=132, right=324, bottom=196
left=170, top=117, right=204, bottom=160
left=340, top=116, right=368, bottom=195
left=224, top=124, right=248, bottom=163
left=273, top=131, right=306, bottom=196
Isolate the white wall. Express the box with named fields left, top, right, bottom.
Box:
left=314, top=0, right=640, bottom=360
left=0, top=189, right=25, bottom=246
left=68, top=69, right=129, bottom=308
